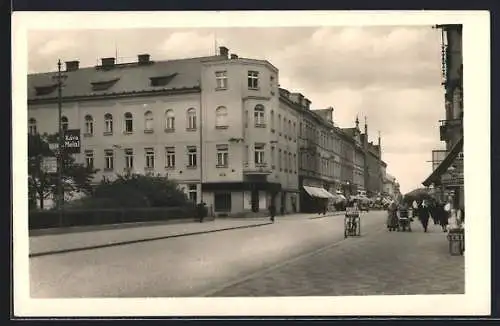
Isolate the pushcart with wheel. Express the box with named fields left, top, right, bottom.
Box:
left=344, top=207, right=361, bottom=238
left=397, top=208, right=412, bottom=232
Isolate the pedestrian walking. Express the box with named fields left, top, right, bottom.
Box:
left=269, top=203, right=276, bottom=223
left=418, top=199, right=430, bottom=232
left=196, top=202, right=207, bottom=223
left=323, top=201, right=328, bottom=215
left=437, top=200, right=448, bottom=232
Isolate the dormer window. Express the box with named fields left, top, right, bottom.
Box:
left=91, top=78, right=120, bottom=91
left=34, top=84, right=58, bottom=96
left=149, top=73, right=178, bottom=87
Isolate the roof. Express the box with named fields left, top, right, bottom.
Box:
left=422, top=136, right=463, bottom=187
left=342, top=128, right=357, bottom=138
left=27, top=55, right=225, bottom=102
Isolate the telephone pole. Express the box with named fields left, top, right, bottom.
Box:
left=55, top=59, right=65, bottom=226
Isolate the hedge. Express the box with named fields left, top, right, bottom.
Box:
left=29, top=206, right=199, bottom=230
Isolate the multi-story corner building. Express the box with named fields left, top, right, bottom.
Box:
left=27, top=47, right=300, bottom=216
left=423, top=24, right=464, bottom=210
left=383, top=173, right=397, bottom=198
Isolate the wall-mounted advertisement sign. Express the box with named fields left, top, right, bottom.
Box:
left=64, top=129, right=81, bottom=154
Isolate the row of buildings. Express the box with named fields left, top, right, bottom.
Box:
left=422, top=25, right=464, bottom=210
left=28, top=46, right=399, bottom=216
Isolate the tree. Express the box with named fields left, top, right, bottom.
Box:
left=92, top=173, right=189, bottom=208
left=28, top=133, right=98, bottom=209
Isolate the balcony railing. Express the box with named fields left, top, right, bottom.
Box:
left=243, top=162, right=272, bottom=174
left=439, top=118, right=463, bottom=141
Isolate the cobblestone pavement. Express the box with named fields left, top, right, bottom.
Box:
left=209, top=221, right=464, bottom=296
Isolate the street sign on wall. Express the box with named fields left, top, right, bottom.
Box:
left=64, top=129, right=81, bottom=154
left=41, top=156, right=57, bottom=173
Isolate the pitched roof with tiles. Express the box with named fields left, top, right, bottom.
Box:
left=27, top=55, right=225, bottom=102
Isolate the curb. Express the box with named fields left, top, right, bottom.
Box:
left=308, top=212, right=345, bottom=220
left=29, top=221, right=273, bottom=258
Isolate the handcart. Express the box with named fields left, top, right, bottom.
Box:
left=344, top=207, right=361, bottom=238
left=397, top=208, right=412, bottom=232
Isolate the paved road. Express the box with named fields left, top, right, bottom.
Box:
left=30, top=211, right=382, bottom=298
left=209, top=220, right=464, bottom=297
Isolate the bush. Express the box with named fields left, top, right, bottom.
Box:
left=29, top=205, right=197, bottom=230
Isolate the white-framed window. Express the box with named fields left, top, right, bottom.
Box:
left=215, top=106, right=228, bottom=128
left=165, top=147, right=175, bottom=168
left=165, top=110, right=175, bottom=130
left=124, top=112, right=133, bottom=133
left=104, top=113, right=113, bottom=134
left=254, top=143, right=265, bottom=165
left=84, top=115, right=94, bottom=135
left=216, top=144, right=229, bottom=167
left=85, top=150, right=94, bottom=169
left=104, top=149, right=114, bottom=170
left=187, top=146, right=197, bottom=167
left=28, top=118, right=37, bottom=135
left=145, top=147, right=155, bottom=169
left=125, top=148, right=134, bottom=169
left=187, top=108, right=196, bottom=130
left=215, top=71, right=228, bottom=89
left=61, top=116, right=69, bottom=132
left=254, top=105, right=265, bottom=127
left=248, top=71, right=259, bottom=89
left=188, top=184, right=197, bottom=203
left=144, top=111, right=154, bottom=132
left=270, top=110, right=275, bottom=131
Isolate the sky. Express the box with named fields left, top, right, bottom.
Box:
left=28, top=26, right=446, bottom=194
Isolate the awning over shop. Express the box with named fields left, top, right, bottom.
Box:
left=303, top=186, right=335, bottom=199
left=422, top=137, right=463, bottom=187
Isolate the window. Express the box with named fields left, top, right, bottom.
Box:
left=278, top=149, right=282, bottom=170
left=247, top=71, right=259, bottom=89
left=104, top=149, right=114, bottom=170
left=188, top=184, right=197, bottom=203
left=214, top=193, right=231, bottom=212
left=278, top=114, right=282, bottom=134
left=293, top=122, right=296, bottom=139
left=28, top=118, right=37, bottom=135
left=124, top=112, right=133, bottom=133
left=85, top=150, right=94, bottom=169
left=244, top=145, right=249, bottom=164
left=254, top=143, right=265, bottom=165
left=254, top=105, right=265, bottom=127
left=187, top=146, right=197, bottom=167
left=283, top=117, right=287, bottom=137
left=165, top=147, right=175, bottom=168
left=271, top=146, right=275, bottom=169
left=187, top=108, right=196, bottom=130
left=104, top=113, right=113, bottom=134
left=288, top=120, right=292, bottom=139
left=288, top=153, right=292, bottom=173
left=216, top=144, right=229, bottom=167
left=215, top=71, right=228, bottom=89
left=125, top=148, right=134, bottom=170
left=165, top=110, right=175, bottom=130
left=144, top=111, right=154, bottom=132
left=283, top=150, right=288, bottom=171
left=84, top=115, right=94, bottom=135
left=293, top=154, right=297, bottom=173
left=215, top=106, right=228, bottom=128
left=145, top=148, right=155, bottom=169
left=61, top=116, right=68, bottom=132
left=270, top=110, right=275, bottom=131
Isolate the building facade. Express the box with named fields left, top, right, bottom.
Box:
left=423, top=25, right=464, bottom=210
left=28, top=47, right=301, bottom=216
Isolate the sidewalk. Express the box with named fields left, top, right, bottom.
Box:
left=29, top=211, right=345, bottom=257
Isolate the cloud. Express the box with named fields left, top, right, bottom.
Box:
left=26, top=26, right=446, bottom=192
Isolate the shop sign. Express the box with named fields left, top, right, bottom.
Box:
left=41, top=156, right=57, bottom=173
left=64, top=129, right=81, bottom=154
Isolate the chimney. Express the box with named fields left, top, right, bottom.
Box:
left=219, top=46, right=229, bottom=58
left=101, top=57, right=115, bottom=68
left=230, top=54, right=238, bottom=59
left=65, top=60, right=80, bottom=72
left=138, top=54, right=151, bottom=65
